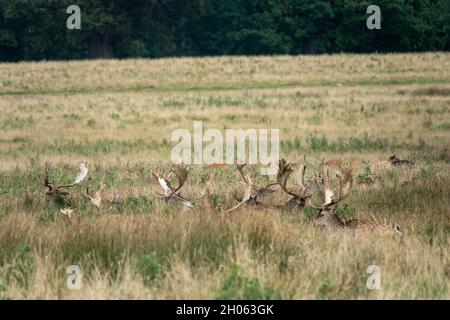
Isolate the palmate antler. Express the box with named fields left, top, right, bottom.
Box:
left=60, top=207, right=75, bottom=222
left=82, top=182, right=104, bottom=211
left=277, top=159, right=321, bottom=211
left=222, top=164, right=278, bottom=214
left=43, top=162, right=89, bottom=201
left=237, top=164, right=278, bottom=202
left=222, top=166, right=253, bottom=214
left=152, top=164, right=210, bottom=209
left=308, top=164, right=353, bottom=210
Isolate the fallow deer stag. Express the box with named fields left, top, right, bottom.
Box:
left=152, top=164, right=210, bottom=209
left=43, top=162, right=88, bottom=201
left=222, top=164, right=278, bottom=214
left=309, top=164, right=401, bottom=235
left=277, top=159, right=321, bottom=212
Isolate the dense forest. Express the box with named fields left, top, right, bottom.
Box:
left=0, top=0, right=449, bottom=61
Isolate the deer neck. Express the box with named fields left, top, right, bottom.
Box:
left=323, top=214, right=344, bottom=232
left=286, top=196, right=305, bottom=209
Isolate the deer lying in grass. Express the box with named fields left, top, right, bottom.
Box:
left=309, top=164, right=402, bottom=235
left=222, top=164, right=278, bottom=214
left=43, top=162, right=88, bottom=201
left=277, top=159, right=322, bottom=212
left=388, top=155, right=412, bottom=166
left=153, top=164, right=210, bottom=209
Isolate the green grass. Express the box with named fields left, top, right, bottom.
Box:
left=217, top=264, right=282, bottom=300
left=1, top=77, right=450, bottom=97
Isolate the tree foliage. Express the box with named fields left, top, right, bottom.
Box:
left=0, top=0, right=449, bottom=61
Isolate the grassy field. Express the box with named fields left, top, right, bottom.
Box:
left=0, top=53, right=449, bottom=299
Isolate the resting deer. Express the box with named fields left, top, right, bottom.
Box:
left=43, top=162, right=88, bottom=201
left=277, top=159, right=322, bottom=212
left=309, top=164, right=402, bottom=235
left=388, top=155, right=411, bottom=166
left=222, top=164, right=278, bottom=214
left=153, top=164, right=210, bottom=209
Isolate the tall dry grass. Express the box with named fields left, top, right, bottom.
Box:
left=0, top=53, right=449, bottom=299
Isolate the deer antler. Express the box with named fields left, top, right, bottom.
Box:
left=309, top=165, right=353, bottom=210
left=277, top=159, right=296, bottom=197
left=56, top=162, right=89, bottom=188
left=82, top=182, right=104, bottom=210
left=243, top=164, right=278, bottom=199
left=236, top=164, right=249, bottom=184
left=60, top=207, right=75, bottom=222
left=277, top=159, right=317, bottom=200
left=222, top=173, right=252, bottom=214
left=43, top=162, right=52, bottom=191
left=152, top=171, right=172, bottom=197
left=335, top=168, right=353, bottom=203
left=171, top=164, right=188, bottom=193
left=277, top=158, right=323, bottom=212
left=222, top=164, right=277, bottom=214
left=321, top=165, right=334, bottom=205
left=152, top=165, right=195, bottom=209
left=295, top=163, right=307, bottom=190
left=43, top=162, right=88, bottom=201
left=194, top=175, right=211, bottom=202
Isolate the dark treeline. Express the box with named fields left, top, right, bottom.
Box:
left=0, top=0, right=449, bottom=61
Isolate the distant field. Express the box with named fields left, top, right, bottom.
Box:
left=0, top=53, right=449, bottom=299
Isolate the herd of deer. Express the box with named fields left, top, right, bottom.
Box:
left=43, top=155, right=408, bottom=236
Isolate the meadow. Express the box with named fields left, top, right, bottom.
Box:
left=0, top=53, right=449, bottom=299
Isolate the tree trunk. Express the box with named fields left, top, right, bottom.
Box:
left=88, top=35, right=113, bottom=59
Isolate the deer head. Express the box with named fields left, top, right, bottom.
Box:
left=309, top=165, right=353, bottom=233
